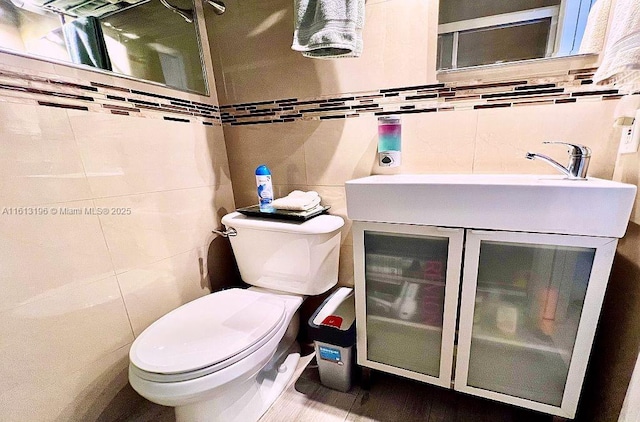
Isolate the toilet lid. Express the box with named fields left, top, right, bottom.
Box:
left=129, top=289, right=286, bottom=375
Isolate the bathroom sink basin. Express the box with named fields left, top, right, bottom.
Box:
left=345, top=174, right=637, bottom=238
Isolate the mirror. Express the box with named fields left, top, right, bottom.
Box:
left=0, top=0, right=208, bottom=94
left=437, top=0, right=598, bottom=71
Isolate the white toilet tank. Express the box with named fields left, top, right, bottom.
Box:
left=221, top=212, right=344, bottom=295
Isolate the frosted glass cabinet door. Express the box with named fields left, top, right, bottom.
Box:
left=353, top=222, right=463, bottom=388
left=455, top=230, right=617, bottom=418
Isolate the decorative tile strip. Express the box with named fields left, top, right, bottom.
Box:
left=163, top=116, right=191, bottom=123
left=556, top=98, right=577, bottom=104
left=1, top=60, right=635, bottom=128
left=218, top=68, right=639, bottom=126
left=0, top=62, right=221, bottom=126
left=90, top=81, right=130, bottom=92
left=473, top=103, right=512, bottom=110
left=37, top=101, right=89, bottom=111
left=50, top=80, right=99, bottom=92
left=571, top=89, right=619, bottom=97
left=515, top=83, right=557, bottom=90
left=101, top=103, right=140, bottom=113
left=512, top=99, right=556, bottom=107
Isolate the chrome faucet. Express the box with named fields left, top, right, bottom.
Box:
left=525, top=141, right=591, bottom=179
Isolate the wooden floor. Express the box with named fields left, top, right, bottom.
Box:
left=127, top=350, right=555, bottom=422
left=260, top=353, right=553, bottom=422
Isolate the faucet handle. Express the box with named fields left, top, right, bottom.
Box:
left=543, top=141, right=591, bottom=157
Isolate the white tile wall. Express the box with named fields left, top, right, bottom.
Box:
left=0, top=103, right=93, bottom=205
left=0, top=101, right=234, bottom=421
left=96, top=187, right=220, bottom=273
left=69, top=112, right=229, bottom=197
left=473, top=100, right=619, bottom=177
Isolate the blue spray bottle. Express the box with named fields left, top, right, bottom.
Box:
left=255, top=165, right=274, bottom=209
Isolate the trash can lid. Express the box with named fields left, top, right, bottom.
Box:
left=312, top=287, right=355, bottom=331
left=309, top=287, right=356, bottom=347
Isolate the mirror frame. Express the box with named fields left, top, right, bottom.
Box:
left=0, top=0, right=214, bottom=97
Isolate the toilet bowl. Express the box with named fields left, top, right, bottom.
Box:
left=129, top=212, right=344, bottom=422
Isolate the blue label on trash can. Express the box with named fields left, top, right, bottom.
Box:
left=319, top=345, right=341, bottom=362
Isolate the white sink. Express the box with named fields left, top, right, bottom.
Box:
left=345, top=174, right=637, bottom=238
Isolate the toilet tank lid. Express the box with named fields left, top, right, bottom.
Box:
left=222, top=212, right=344, bottom=234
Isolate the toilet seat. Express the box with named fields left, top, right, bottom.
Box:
left=129, top=289, right=287, bottom=383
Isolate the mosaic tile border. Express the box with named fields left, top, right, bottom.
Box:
left=0, top=64, right=222, bottom=125
left=220, top=67, right=628, bottom=126
left=0, top=62, right=633, bottom=127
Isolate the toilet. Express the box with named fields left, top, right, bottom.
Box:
left=128, top=211, right=344, bottom=422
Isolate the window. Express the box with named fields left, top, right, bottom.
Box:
left=437, top=0, right=594, bottom=70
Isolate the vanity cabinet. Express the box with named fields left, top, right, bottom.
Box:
left=353, top=222, right=617, bottom=418
left=347, top=173, right=635, bottom=418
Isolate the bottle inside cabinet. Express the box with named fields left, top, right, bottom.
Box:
left=468, top=240, right=596, bottom=406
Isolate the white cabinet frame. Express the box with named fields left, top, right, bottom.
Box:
left=454, top=230, right=618, bottom=418
left=353, top=221, right=464, bottom=388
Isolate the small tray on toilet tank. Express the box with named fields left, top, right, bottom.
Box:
left=236, top=204, right=331, bottom=222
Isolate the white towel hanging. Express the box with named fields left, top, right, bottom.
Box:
left=579, top=0, right=612, bottom=55
left=592, top=0, right=640, bottom=92
left=291, top=0, right=365, bottom=59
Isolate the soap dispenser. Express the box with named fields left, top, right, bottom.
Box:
left=377, top=116, right=402, bottom=167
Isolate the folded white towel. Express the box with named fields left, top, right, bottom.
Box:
left=592, top=0, right=640, bottom=92
left=271, top=190, right=321, bottom=211
left=291, top=0, right=365, bottom=59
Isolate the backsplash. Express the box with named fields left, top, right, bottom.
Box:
left=221, top=67, right=624, bottom=126
left=0, top=63, right=222, bottom=125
